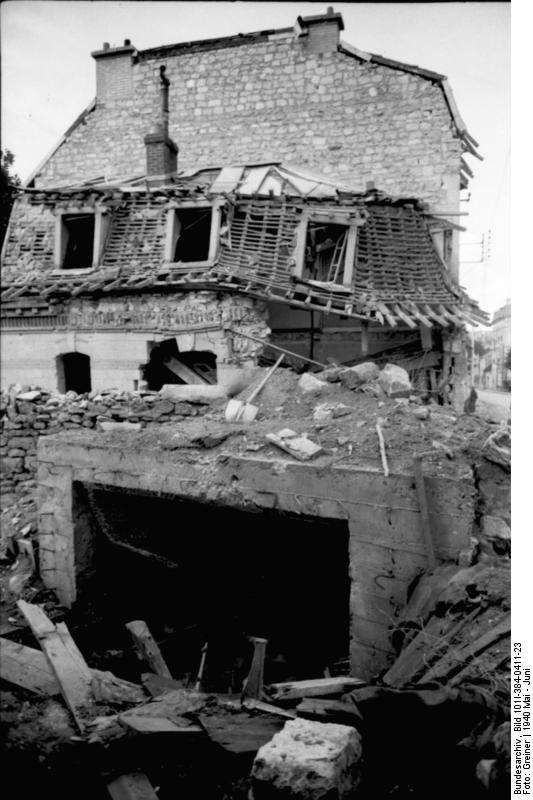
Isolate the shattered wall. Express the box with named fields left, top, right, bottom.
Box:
left=34, top=39, right=461, bottom=210
left=0, top=292, right=269, bottom=390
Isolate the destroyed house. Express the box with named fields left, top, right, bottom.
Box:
left=1, top=8, right=487, bottom=398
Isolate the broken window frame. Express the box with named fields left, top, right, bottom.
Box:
left=53, top=205, right=110, bottom=273
left=428, top=222, right=455, bottom=271
left=164, top=199, right=223, bottom=268
left=292, top=210, right=360, bottom=290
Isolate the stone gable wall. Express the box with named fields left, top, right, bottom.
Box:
left=35, top=41, right=461, bottom=208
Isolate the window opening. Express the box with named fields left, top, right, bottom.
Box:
left=62, top=214, right=95, bottom=269
left=56, top=352, right=92, bottom=394
left=304, top=222, right=348, bottom=285
left=173, top=208, right=213, bottom=263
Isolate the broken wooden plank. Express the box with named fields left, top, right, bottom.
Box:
left=126, top=620, right=172, bottom=678
left=118, top=714, right=203, bottom=735
left=267, top=676, right=365, bottom=702
left=107, top=772, right=159, bottom=800
left=376, top=422, right=389, bottom=477
left=240, top=698, right=297, bottom=719
left=0, top=637, right=61, bottom=696
left=421, top=614, right=511, bottom=684
left=242, top=637, right=267, bottom=700
left=0, top=636, right=146, bottom=704
left=163, top=355, right=208, bottom=385
left=382, top=613, right=464, bottom=687
left=296, top=697, right=363, bottom=726
left=17, top=602, right=93, bottom=730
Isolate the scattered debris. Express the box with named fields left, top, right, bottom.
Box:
left=313, top=402, right=352, bottom=425
left=265, top=430, right=323, bottom=461
left=482, top=425, right=511, bottom=471
left=297, top=373, right=327, bottom=395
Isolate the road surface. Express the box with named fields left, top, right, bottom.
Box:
left=476, top=389, right=511, bottom=422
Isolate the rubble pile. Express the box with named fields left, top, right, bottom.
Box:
left=0, top=356, right=511, bottom=798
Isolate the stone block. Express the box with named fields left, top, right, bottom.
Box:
left=5, top=436, right=34, bottom=450
left=482, top=515, right=511, bottom=541
left=99, top=421, right=142, bottom=432
left=0, top=457, right=24, bottom=473
left=378, top=363, right=412, bottom=397
left=151, top=400, right=175, bottom=417
left=251, top=718, right=362, bottom=800
left=159, top=384, right=227, bottom=403
left=298, top=373, right=327, bottom=395
left=339, top=362, right=379, bottom=390
left=482, top=426, right=510, bottom=472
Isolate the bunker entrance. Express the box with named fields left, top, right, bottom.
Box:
left=79, top=484, right=350, bottom=690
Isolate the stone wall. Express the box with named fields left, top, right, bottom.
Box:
left=0, top=388, right=213, bottom=493
left=35, top=36, right=461, bottom=210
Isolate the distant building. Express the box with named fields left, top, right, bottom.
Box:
left=472, top=299, right=510, bottom=390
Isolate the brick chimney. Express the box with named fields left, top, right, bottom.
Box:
left=91, top=40, right=136, bottom=104
left=295, top=6, right=344, bottom=54
left=144, top=66, right=178, bottom=176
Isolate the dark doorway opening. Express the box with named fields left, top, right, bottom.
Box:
left=62, top=214, right=95, bottom=269
left=142, top=338, right=217, bottom=390
left=80, top=485, right=350, bottom=691
left=56, top=352, right=92, bottom=394
left=173, top=208, right=212, bottom=263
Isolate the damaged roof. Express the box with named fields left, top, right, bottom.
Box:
left=2, top=162, right=488, bottom=328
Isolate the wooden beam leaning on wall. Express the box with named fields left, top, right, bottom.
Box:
left=126, top=620, right=173, bottom=678
left=17, top=600, right=93, bottom=731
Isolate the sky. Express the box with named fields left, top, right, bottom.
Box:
left=1, top=1, right=510, bottom=315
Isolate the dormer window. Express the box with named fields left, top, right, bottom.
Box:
left=173, top=208, right=212, bottom=262
left=54, top=206, right=109, bottom=272
left=62, top=214, right=95, bottom=269
left=293, top=211, right=359, bottom=290
left=164, top=202, right=222, bottom=266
